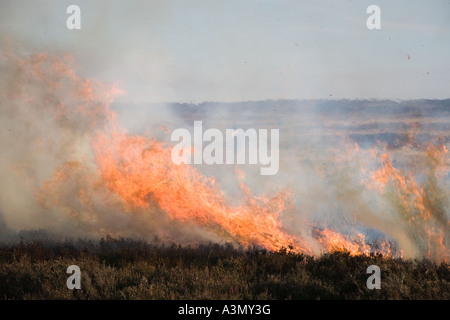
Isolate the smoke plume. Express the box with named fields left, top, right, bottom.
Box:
left=0, top=42, right=448, bottom=262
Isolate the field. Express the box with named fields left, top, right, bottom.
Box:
left=1, top=1, right=450, bottom=306
left=0, top=238, right=448, bottom=300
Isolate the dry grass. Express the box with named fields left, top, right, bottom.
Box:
left=0, top=238, right=448, bottom=300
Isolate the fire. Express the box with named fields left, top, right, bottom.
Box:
left=4, top=45, right=448, bottom=261
left=363, top=143, right=449, bottom=262
left=316, top=229, right=371, bottom=256
left=93, top=129, right=312, bottom=253
left=314, top=228, right=404, bottom=258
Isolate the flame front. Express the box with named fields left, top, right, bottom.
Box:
left=2, top=45, right=448, bottom=262
left=364, top=144, right=449, bottom=262
left=93, top=128, right=312, bottom=253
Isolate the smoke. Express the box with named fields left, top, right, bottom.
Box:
left=0, top=41, right=448, bottom=262
left=169, top=100, right=449, bottom=261
left=0, top=41, right=216, bottom=244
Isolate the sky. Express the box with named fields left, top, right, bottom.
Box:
left=1, top=0, right=450, bottom=103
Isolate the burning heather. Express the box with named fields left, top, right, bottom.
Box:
left=0, top=45, right=448, bottom=262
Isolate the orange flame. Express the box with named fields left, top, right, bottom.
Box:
left=93, top=128, right=312, bottom=253
left=315, top=228, right=404, bottom=258
left=364, top=144, right=449, bottom=262
left=9, top=48, right=446, bottom=261
left=315, top=229, right=371, bottom=256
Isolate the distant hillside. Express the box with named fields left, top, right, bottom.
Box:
left=167, top=99, right=450, bottom=148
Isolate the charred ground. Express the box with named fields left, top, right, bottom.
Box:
left=0, top=238, right=448, bottom=300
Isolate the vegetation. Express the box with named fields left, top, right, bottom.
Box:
left=0, top=238, right=448, bottom=300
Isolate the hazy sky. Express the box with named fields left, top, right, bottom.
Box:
left=1, top=0, right=449, bottom=103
